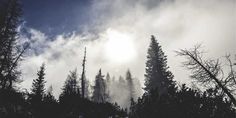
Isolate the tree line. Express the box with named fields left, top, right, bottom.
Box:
left=0, top=0, right=236, bottom=118
left=129, top=36, right=236, bottom=118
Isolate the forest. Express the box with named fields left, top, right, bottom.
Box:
left=0, top=0, right=236, bottom=118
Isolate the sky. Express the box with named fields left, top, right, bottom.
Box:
left=19, top=0, right=236, bottom=99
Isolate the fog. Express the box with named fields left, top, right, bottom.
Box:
left=19, top=0, right=235, bottom=107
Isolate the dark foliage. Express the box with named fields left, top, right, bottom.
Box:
left=0, top=0, right=235, bottom=117
left=176, top=45, right=236, bottom=105
left=126, top=70, right=135, bottom=99
left=129, top=37, right=236, bottom=118
left=0, top=0, right=26, bottom=90
left=129, top=85, right=236, bottom=118
left=30, top=63, right=46, bottom=102
left=144, top=35, right=174, bottom=94
left=28, top=63, right=47, bottom=118
left=58, top=98, right=127, bottom=118
left=0, top=68, right=127, bottom=118
left=0, top=89, right=127, bottom=118
left=0, top=89, right=30, bottom=118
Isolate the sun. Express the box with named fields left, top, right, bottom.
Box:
left=104, top=29, right=136, bottom=64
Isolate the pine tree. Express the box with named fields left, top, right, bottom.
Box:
left=126, top=70, right=135, bottom=100
left=92, top=69, right=108, bottom=103
left=105, top=73, right=111, bottom=102
left=0, top=0, right=28, bottom=90
left=42, top=85, right=58, bottom=118
left=106, top=73, right=111, bottom=84
left=59, top=69, right=81, bottom=118
left=60, top=69, right=80, bottom=97
left=44, top=85, right=56, bottom=102
left=31, top=63, right=46, bottom=102
left=118, top=76, right=126, bottom=86
left=144, top=35, right=174, bottom=94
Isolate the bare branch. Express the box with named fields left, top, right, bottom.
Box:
left=176, top=45, right=236, bottom=106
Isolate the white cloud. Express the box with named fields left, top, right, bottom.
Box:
left=88, top=0, right=236, bottom=85
left=19, top=0, right=235, bottom=105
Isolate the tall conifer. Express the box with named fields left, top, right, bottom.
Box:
left=144, top=35, right=174, bottom=94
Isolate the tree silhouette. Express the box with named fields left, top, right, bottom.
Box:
left=81, top=47, right=87, bottom=99
left=0, top=1, right=129, bottom=117
left=0, top=6, right=235, bottom=117
left=28, top=63, right=47, bottom=118
left=44, top=85, right=56, bottom=103
left=92, top=69, right=108, bottom=103
left=0, top=1, right=30, bottom=117
left=144, top=35, right=174, bottom=94
left=126, top=70, right=135, bottom=100
left=30, top=63, right=46, bottom=103
left=0, top=0, right=28, bottom=90
left=129, top=84, right=236, bottom=118
left=59, top=69, right=82, bottom=118
left=60, top=69, right=80, bottom=100
left=177, top=45, right=236, bottom=106
left=42, top=86, right=59, bottom=118
left=105, top=73, right=111, bottom=102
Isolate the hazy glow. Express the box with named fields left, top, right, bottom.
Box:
left=104, top=29, right=136, bottom=64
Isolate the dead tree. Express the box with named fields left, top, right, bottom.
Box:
left=176, top=45, right=236, bottom=106
left=81, top=47, right=86, bottom=98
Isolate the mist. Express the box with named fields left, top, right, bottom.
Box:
left=18, top=0, right=235, bottom=108
left=1, top=0, right=236, bottom=117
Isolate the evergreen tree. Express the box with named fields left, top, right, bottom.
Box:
left=105, top=73, right=111, bottom=102
left=0, top=0, right=28, bottom=90
left=106, top=73, right=111, bottom=84
left=126, top=70, right=135, bottom=100
left=129, top=84, right=236, bottom=118
left=144, top=35, right=174, bottom=94
left=60, top=69, right=80, bottom=98
left=29, top=63, right=46, bottom=118
left=42, top=85, right=59, bottom=118
left=59, top=69, right=82, bottom=118
left=31, top=63, right=46, bottom=102
left=129, top=98, right=136, bottom=117
left=92, top=69, right=108, bottom=103
left=118, top=75, right=126, bottom=87
left=44, top=85, right=56, bottom=103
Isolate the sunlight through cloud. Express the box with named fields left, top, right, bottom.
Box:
left=104, top=28, right=137, bottom=64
